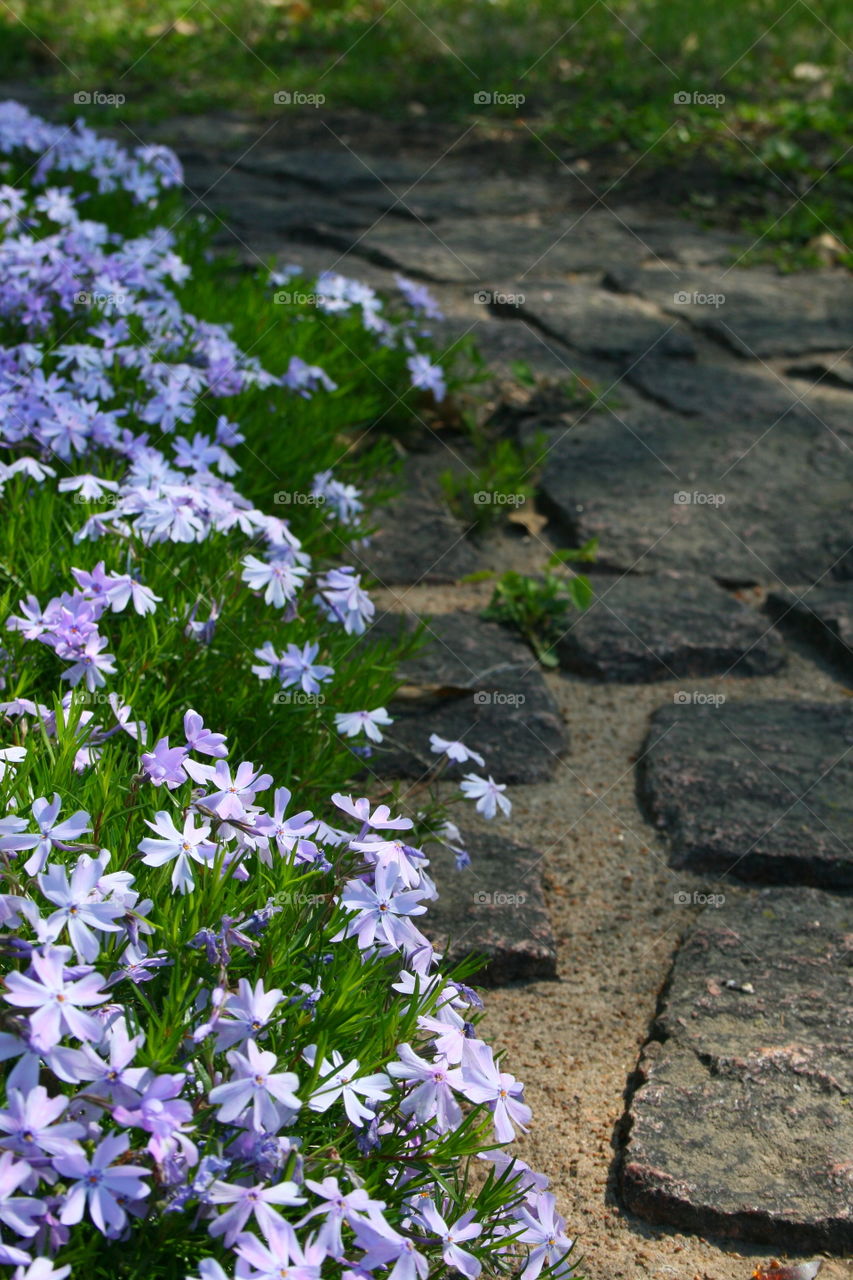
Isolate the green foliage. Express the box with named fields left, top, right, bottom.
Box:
left=440, top=431, right=546, bottom=533
left=483, top=545, right=597, bottom=666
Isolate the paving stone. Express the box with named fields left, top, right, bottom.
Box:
left=421, top=829, right=557, bottom=985
left=358, top=492, right=480, bottom=586
left=554, top=575, right=785, bottom=681
left=766, top=583, right=853, bottom=674
left=236, top=148, right=428, bottom=191
left=515, top=284, right=695, bottom=360
left=308, top=212, right=645, bottom=284
left=624, top=354, right=851, bottom=440
left=604, top=265, right=853, bottom=357
left=786, top=355, right=853, bottom=391
left=365, top=612, right=567, bottom=784
left=638, top=700, right=853, bottom=887
left=538, top=404, right=853, bottom=583
left=621, top=886, right=853, bottom=1251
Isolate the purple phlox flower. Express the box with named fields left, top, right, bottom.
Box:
left=61, top=632, right=116, bottom=692
left=235, top=1221, right=326, bottom=1280
left=0, top=1149, right=45, bottom=1238
left=0, top=746, right=27, bottom=783
left=0, top=816, right=40, bottom=862
left=251, top=641, right=333, bottom=694
left=207, top=1177, right=305, bottom=1247
left=215, top=977, right=284, bottom=1050
left=6, top=596, right=49, bottom=641
left=257, top=787, right=316, bottom=859
left=458, top=1039, right=531, bottom=1142
left=183, top=708, right=227, bottom=757
left=459, top=773, right=511, bottom=820
left=349, top=836, right=427, bottom=891
left=300, top=1175, right=384, bottom=1260
left=417, top=1003, right=468, bottom=1064
left=105, top=692, right=146, bottom=744
left=54, top=1131, right=150, bottom=1236
left=336, top=860, right=429, bottom=953
left=138, top=811, right=214, bottom=895
left=3, top=945, right=108, bottom=1047
left=331, top=794, right=412, bottom=833
left=56, top=1014, right=147, bottom=1103
left=208, top=1040, right=301, bottom=1131
left=12, top=1261, right=72, bottom=1280
left=140, top=736, right=188, bottom=789
left=38, top=854, right=125, bottom=961
left=187, top=1261, right=229, bottom=1280
left=282, top=355, right=337, bottom=397
left=27, top=795, right=91, bottom=876
left=418, top=1201, right=481, bottom=1278
left=241, top=554, right=308, bottom=609
left=185, top=758, right=272, bottom=821
left=310, top=470, right=363, bottom=525
left=394, top=275, right=444, bottom=321
left=514, top=1191, right=574, bottom=1280
left=478, top=1148, right=549, bottom=1195
left=351, top=1214, right=429, bottom=1280
left=0, top=1086, right=84, bottom=1161
left=387, top=1044, right=462, bottom=1130
left=406, top=353, right=446, bottom=402
left=112, top=1073, right=195, bottom=1163
left=304, top=1047, right=391, bottom=1126
left=58, top=474, right=119, bottom=501
left=334, top=708, right=392, bottom=744
left=429, top=734, right=485, bottom=768
left=314, top=567, right=374, bottom=636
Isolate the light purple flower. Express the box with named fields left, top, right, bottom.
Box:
left=459, top=773, right=511, bottom=820
left=207, top=1177, right=304, bottom=1246
left=387, top=1044, right=461, bottom=1130
left=208, top=1040, right=301, bottom=1131
left=241, top=554, right=308, bottom=609
left=334, top=708, right=392, bottom=744
left=0, top=1150, right=45, bottom=1238
left=418, top=1201, right=481, bottom=1278
left=429, top=734, right=485, bottom=767
left=55, top=1132, right=150, bottom=1236
left=0, top=1087, right=84, bottom=1160
left=215, top=977, right=284, bottom=1050
left=38, top=855, right=124, bottom=961
left=138, top=811, right=214, bottom=895
left=4, top=946, right=108, bottom=1047
left=406, top=353, right=446, bottom=401
left=140, top=737, right=188, bottom=790
left=305, top=1048, right=391, bottom=1126
left=337, top=860, right=429, bottom=953
left=458, top=1040, right=531, bottom=1142
left=515, top=1191, right=574, bottom=1280
left=183, top=709, right=227, bottom=758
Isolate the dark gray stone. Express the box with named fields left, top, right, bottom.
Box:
left=422, top=829, right=557, bottom=985
left=624, top=354, right=851, bottom=441
left=358, top=493, right=480, bottom=586
left=538, top=404, right=853, bottom=583
left=367, top=612, right=567, bottom=784
left=766, top=583, right=853, bottom=674
left=236, top=148, right=427, bottom=191
left=638, top=700, right=853, bottom=887
left=516, top=284, right=695, bottom=360
left=621, top=886, right=853, bottom=1251
left=555, top=575, right=785, bottom=681
left=308, top=212, right=645, bottom=284
left=786, top=356, right=853, bottom=391
left=604, top=265, right=853, bottom=358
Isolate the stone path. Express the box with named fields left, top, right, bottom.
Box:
left=25, top=94, right=851, bottom=1274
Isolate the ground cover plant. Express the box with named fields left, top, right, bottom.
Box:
left=0, top=104, right=576, bottom=1280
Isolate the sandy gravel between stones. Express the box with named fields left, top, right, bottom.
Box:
left=374, top=556, right=853, bottom=1280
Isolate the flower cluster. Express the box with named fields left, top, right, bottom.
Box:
left=0, top=719, right=572, bottom=1280
left=0, top=103, right=573, bottom=1280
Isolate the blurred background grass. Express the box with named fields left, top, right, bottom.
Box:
left=3, top=0, right=851, bottom=264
